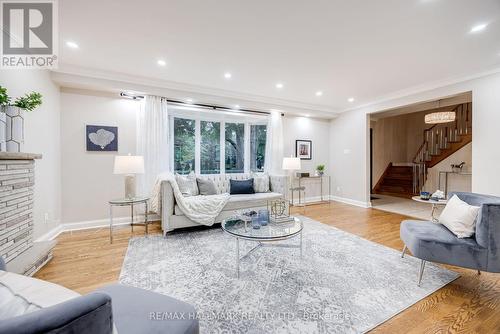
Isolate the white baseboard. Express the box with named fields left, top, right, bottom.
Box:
left=35, top=217, right=136, bottom=242
left=330, top=195, right=372, bottom=208
left=290, top=195, right=371, bottom=208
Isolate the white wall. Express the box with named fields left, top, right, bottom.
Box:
left=328, top=110, right=370, bottom=206
left=329, top=70, right=500, bottom=206
left=424, top=143, right=472, bottom=194
left=0, top=70, right=61, bottom=239
left=283, top=116, right=331, bottom=201
left=60, top=89, right=141, bottom=225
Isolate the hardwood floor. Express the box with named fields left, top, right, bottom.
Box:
left=35, top=202, right=500, bottom=333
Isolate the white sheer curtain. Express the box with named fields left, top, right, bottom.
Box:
left=137, top=95, right=169, bottom=196
left=264, top=111, right=284, bottom=174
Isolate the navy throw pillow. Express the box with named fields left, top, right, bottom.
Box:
left=230, top=179, right=255, bottom=195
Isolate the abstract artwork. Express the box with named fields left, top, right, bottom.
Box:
left=86, top=125, right=118, bottom=151
left=296, top=139, right=312, bottom=160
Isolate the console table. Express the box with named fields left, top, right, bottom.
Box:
left=297, top=175, right=331, bottom=205
left=438, top=171, right=472, bottom=197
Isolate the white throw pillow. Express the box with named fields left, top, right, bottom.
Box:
left=0, top=270, right=80, bottom=320
left=438, top=195, right=480, bottom=238
left=175, top=172, right=199, bottom=196
left=252, top=173, right=270, bottom=193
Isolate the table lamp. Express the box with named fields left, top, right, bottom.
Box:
left=113, top=154, right=144, bottom=199
left=282, top=157, right=301, bottom=200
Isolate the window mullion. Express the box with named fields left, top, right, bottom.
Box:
left=244, top=122, right=250, bottom=174
left=220, top=121, right=225, bottom=174
left=195, top=119, right=201, bottom=174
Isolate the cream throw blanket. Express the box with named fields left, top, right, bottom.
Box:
left=150, top=173, right=230, bottom=226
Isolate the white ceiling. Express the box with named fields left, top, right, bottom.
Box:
left=58, top=0, right=500, bottom=115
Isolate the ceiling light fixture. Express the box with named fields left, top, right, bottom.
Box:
left=276, top=83, right=284, bottom=89
left=348, top=97, right=355, bottom=102
left=157, top=59, right=166, bottom=66
left=425, top=111, right=455, bottom=124
left=66, top=41, right=79, bottom=49
left=315, top=91, right=323, bottom=97
left=470, top=23, right=487, bottom=33
left=234, top=104, right=240, bottom=109
left=224, top=72, right=232, bottom=79
left=185, top=98, right=193, bottom=104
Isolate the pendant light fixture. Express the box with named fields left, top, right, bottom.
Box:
left=424, top=100, right=456, bottom=124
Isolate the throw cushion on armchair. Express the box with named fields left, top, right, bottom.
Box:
left=230, top=179, right=255, bottom=195
left=438, top=194, right=480, bottom=238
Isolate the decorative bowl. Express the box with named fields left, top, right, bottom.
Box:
left=420, top=192, right=431, bottom=200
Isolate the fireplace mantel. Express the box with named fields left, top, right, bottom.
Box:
left=0, top=152, right=42, bottom=160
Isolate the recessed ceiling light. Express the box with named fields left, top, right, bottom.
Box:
left=348, top=97, right=355, bottom=103
left=66, top=41, right=79, bottom=49
left=304, top=114, right=310, bottom=117
left=234, top=104, right=240, bottom=109
left=224, top=72, right=232, bottom=79
left=157, top=59, right=167, bottom=66
left=275, top=83, right=284, bottom=89
left=315, top=91, right=323, bottom=97
left=185, top=98, right=193, bottom=104
left=470, top=23, right=487, bottom=33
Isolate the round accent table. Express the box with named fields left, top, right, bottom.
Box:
left=222, top=216, right=303, bottom=278
left=411, top=196, right=447, bottom=222
left=109, top=197, right=149, bottom=243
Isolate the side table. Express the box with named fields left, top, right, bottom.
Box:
left=109, top=197, right=149, bottom=243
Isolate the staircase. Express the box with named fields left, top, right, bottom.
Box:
left=373, top=163, right=414, bottom=198
left=373, top=102, right=472, bottom=198
left=412, top=102, right=472, bottom=194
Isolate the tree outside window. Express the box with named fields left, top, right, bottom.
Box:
left=200, top=121, right=220, bottom=174
left=174, top=118, right=195, bottom=174
left=250, top=125, right=267, bottom=172
left=225, top=122, right=245, bottom=173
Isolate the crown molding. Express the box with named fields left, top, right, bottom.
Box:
left=340, top=66, right=500, bottom=114
left=51, top=63, right=338, bottom=118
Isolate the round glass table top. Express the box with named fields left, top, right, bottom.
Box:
left=222, top=216, right=302, bottom=241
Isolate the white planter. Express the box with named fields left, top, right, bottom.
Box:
left=0, top=108, right=6, bottom=152
left=5, top=106, right=24, bottom=152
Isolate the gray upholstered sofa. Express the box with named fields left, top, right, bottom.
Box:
left=0, top=257, right=199, bottom=334
left=161, top=173, right=287, bottom=234
left=400, top=192, right=500, bottom=285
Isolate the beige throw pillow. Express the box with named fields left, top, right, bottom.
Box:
left=438, top=195, right=480, bottom=238
left=252, top=173, right=270, bottom=193
left=175, top=172, right=199, bottom=196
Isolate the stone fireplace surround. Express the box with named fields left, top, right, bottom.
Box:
left=0, top=152, right=56, bottom=275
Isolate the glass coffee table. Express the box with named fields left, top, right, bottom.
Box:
left=222, top=216, right=303, bottom=278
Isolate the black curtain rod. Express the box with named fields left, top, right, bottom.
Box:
left=165, top=99, right=270, bottom=116
left=121, top=92, right=273, bottom=116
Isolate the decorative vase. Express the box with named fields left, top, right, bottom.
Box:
left=5, top=106, right=24, bottom=152
left=0, top=107, right=6, bottom=152
left=317, top=170, right=324, bottom=176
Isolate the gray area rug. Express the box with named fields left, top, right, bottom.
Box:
left=119, top=216, right=459, bottom=333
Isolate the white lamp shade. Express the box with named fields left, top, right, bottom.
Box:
left=282, top=157, right=301, bottom=170
left=113, top=155, right=145, bottom=174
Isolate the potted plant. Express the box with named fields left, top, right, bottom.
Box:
left=0, top=86, right=42, bottom=152
left=316, top=164, right=325, bottom=176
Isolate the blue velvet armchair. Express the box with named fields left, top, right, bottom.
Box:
left=400, top=192, right=500, bottom=285
left=0, top=257, right=199, bottom=334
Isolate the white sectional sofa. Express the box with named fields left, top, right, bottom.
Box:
left=161, top=173, right=288, bottom=234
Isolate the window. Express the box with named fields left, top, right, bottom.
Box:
left=200, top=121, right=220, bottom=174
left=225, top=122, right=245, bottom=173
left=173, top=117, right=195, bottom=174
left=171, top=111, right=267, bottom=174
left=250, top=125, right=267, bottom=172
